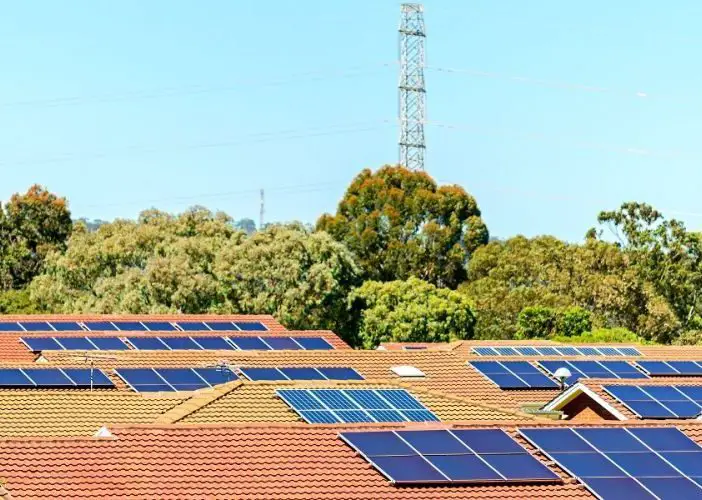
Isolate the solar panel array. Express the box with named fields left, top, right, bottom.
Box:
left=470, top=361, right=559, bottom=389
left=472, top=345, right=642, bottom=357
left=240, top=367, right=363, bottom=381
left=539, top=360, right=647, bottom=385
left=340, top=429, right=559, bottom=484
left=604, top=385, right=702, bottom=419
left=0, top=320, right=268, bottom=332
left=636, top=361, right=702, bottom=376
left=0, top=368, right=113, bottom=388
left=115, top=367, right=238, bottom=392
left=276, top=388, right=439, bottom=424
left=520, top=427, right=702, bottom=499
left=21, top=335, right=334, bottom=351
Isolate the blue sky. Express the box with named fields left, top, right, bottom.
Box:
left=2, top=1, right=701, bottom=241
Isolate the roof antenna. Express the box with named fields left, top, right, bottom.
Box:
left=68, top=354, right=118, bottom=391
left=554, top=367, right=572, bottom=392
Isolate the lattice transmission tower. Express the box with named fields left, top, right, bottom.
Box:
left=398, top=3, right=426, bottom=171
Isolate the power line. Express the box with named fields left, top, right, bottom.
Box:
left=0, top=62, right=396, bottom=109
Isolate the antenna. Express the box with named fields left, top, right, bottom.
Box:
left=554, top=366, right=572, bottom=392
left=259, top=188, right=265, bottom=231
left=199, top=360, right=239, bottom=383
left=67, top=353, right=118, bottom=391
left=399, top=3, right=426, bottom=171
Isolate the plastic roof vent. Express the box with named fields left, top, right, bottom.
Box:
left=391, top=365, right=425, bottom=377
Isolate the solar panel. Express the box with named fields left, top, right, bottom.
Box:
left=126, top=337, right=169, bottom=350
left=55, top=337, right=97, bottom=350
left=22, top=368, right=75, bottom=387
left=554, top=346, right=579, bottom=356
left=193, top=367, right=238, bottom=385
left=240, top=367, right=286, bottom=381
left=472, top=347, right=498, bottom=355
left=229, top=336, right=271, bottom=350
left=112, top=321, right=147, bottom=331
left=536, top=347, right=562, bottom=356
left=49, top=322, right=83, bottom=331
left=190, top=336, right=235, bottom=350
left=83, top=321, right=118, bottom=331
left=494, top=347, right=520, bottom=356
left=204, top=321, right=238, bottom=331
left=114, top=368, right=174, bottom=392
left=21, top=337, right=64, bottom=351
left=279, top=367, right=326, bottom=380
left=340, top=429, right=559, bottom=484
left=262, top=336, right=302, bottom=350
left=293, top=337, right=334, bottom=350
left=155, top=368, right=210, bottom=391
left=604, top=385, right=702, bottom=419
left=618, top=347, right=643, bottom=356
left=0, top=369, right=34, bottom=386
left=232, top=321, right=267, bottom=331
left=317, top=367, right=364, bottom=380
left=159, top=337, right=202, bottom=350
left=515, top=346, right=540, bottom=356
left=637, top=360, right=702, bottom=376
left=176, top=321, right=210, bottom=331
left=141, top=321, right=177, bottom=331
left=470, top=361, right=558, bottom=389
left=471, top=345, right=643, bottom=357
left=61, top=368, right=114, bottom=388
left=0, top=322, right=23, bottom=332
left=520, top=427, right=702, bottom=499
left=277, top=388, right=438, bottom=423
left=87, top=337, right=130, bottom=350
left=538, top=360, right=648, bottom=386
left=20, top=321, right=53, bottom=331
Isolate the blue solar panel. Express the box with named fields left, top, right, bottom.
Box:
left=262, top=336, right=302, bottom=350
left=668, top=361, right=702, bottom=375
left=115, top=368, right=173, bottom=392
left=639, top=360, right=702, bottom=376
left=22, top=368, right=74, bottom=387
left=49, top=322, right=83, bottom=331
left=83, top=321, right=118, bottom=331
left=618, top=347, right=643, bottom=356
left=299, top=410, right=340, bottom=424
left=0, top=369, right=34, bottom=386
left=600, top=360, right=648, bottom=379
left=341, top=429, right=559, bottom=485
left=0, top=322, right=22, bottom=332
left=204, top=321, right=238, bottom=331
left=471, top=360, right=557, bottom=389
left=279, top=367, right=325, bottom=380
left=126, top=337, right=169, bottom=350
left=112, top=321, right=147, bottom=331
left=568, top=360, right=615, bottom=378
left=155, top=368, right=209, bottom=391
left=278, top=389, right=438, bottom=423
left=520, top=426, right=702, bottom=500
left=578, top=347, right=600, bottom=356
left=240, top=367, right=285, bottom=381
left=471, top=345, right=643, bottom=357
left=190, top=336, right=234, bottom=350
left=159, top=337, right=202, bottom=350
left=317, top=367, right=364, bottom=380
left=637, top=361, right=679, bottom=376
left=233, top=321, right=267, bottom=331
left=536, top=347, right=562, bottom=356
left=554, top=346, right=579, bottom=356
left=61, top=368, right=114, bottom=388
left=515, top=346, right=540, bottom=356
left=141, top=321, right=177, bottom=331
left=21, top=337, right=64, bottom=351
left=472, top=347, right=498, bottom=355
left=293, top=337, right=333, bottom=350
left=494, top=347, right=519, bottom=356
left=87, top=337, right=129, bottom=350
left=193, top=367, right=238, bottom=386
left=55, top=337, right=97, bottom=350
left=605, top=385, right=702, bottom=419
left=229, top=336, right=271, bottom=350
left=20, top=321, right=53, bottom=331
left=452, top=429, right=528, bottom=454
left=176, top=322, right=210, bottom=331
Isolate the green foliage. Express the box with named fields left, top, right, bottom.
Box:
left=557, top=306, right=592, bottom=337
left=551, top=328, right=644, bottom=344
left=0, top=289, right=41, bottom=314
left=317, top=165, right=488, bottom=288
left=348, top=277, right=476, bottom=348
left=516, top=306, right=557, bottom=339
left=0, top=185, right=72, bottom=289
left=674, top=330, right=702, bottom=346
left=461, top=235, right=680, bottom=342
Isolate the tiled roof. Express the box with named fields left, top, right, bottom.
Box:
left=159, top=380, right=532, bottom=424
left=0, top=422, right=603, bottom=500
left=0, top=390, right=185, bottom=437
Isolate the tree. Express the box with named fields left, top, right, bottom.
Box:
left=0, top=185, right=72, bottom=288
left=516, top=306, right=557, bottom=339
left=348, top=277, right=477, bottom=348
left=234, top=218, right=257, bottom=235
left=557, top=306, right=592, bottom=337
left=213, top=223, right=361, bottom=342
left=317, top=165, right=488, bottom=288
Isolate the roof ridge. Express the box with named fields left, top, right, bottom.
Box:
left=152, top=380, right=243, bottom=424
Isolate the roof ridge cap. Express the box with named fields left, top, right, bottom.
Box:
left=153, top=380, right=243, bottom=424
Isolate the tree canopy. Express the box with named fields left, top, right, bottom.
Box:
left=317, top=165, right=489, bottom=288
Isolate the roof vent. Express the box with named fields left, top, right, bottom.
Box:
left=34, top=355, right=49, bottom=364
left=391, top=365, right=425, bottom=377
left=375, top=345, right=387, bottom=351
left=94, top=426, right=114, bottom=439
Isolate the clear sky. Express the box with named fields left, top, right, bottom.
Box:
left=2, top=1, right=702, bottom=241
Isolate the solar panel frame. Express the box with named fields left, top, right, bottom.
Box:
left=279, top=367, right=326, bottom=380
left=49, top=322, right=84, bottom=332
left=240, top=367, right=287, bottom=381
left=19, top=321, right=54, bottom=332
left=293, top=337, right=334, bottom=351
left=317, top=367, right=364, bottom=381
left=125, top=337, right=170, bottom=350
left=82, top=321, right=118, bottom=332
left=114, top=368, right=175, bottom=392
left=159, top=337, right=203, bottom=350
left=229, top=336, right=271, bottom=350
left=0, top=368, right=35, bottom=386
left=262, top=336, right=303, bottom=350
left=22, top=368, right=75, bottom=387
left=20, top=337, right=64, bottom=351
left=604, top=384, right=702, bottom=419
left=141, top=321, right=178, bottom=331
left=189, top=336, right=235, bottom=350
left=204, top=321, right=239, bottom=331
left=155, top=368, right=210, bottom=391
left=471, top=360, right=557, bottom=389
left=0, top=322, right=23, bottom=332
left=193, top=367, right=238, bottom=386
left=87, top=336, right=130, bottom=350
left=54, top=337, right=98, bottom=350
left=176, top=321, right=211, bottom=331
left=472, top=347, right=498, bottom=356
left=232, top=321, right=267, bottom=331
left=111, top=321, right=147, bottom=332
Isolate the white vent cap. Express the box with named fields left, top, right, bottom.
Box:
left=391, top=365, right=425, bottom=377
